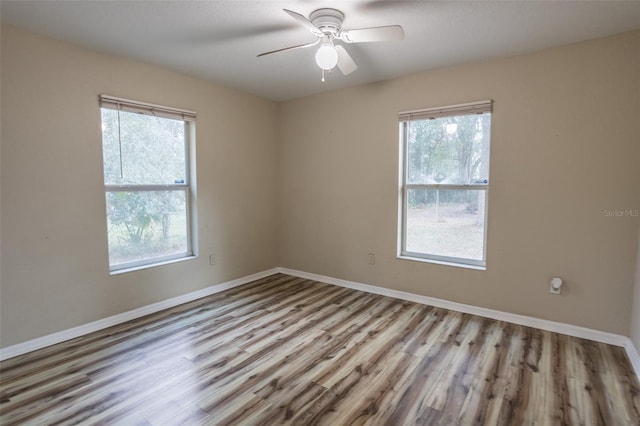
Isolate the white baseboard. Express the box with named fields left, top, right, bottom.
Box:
left=623, top=338, right=640, bottom=380
left=0, top=268, right=279, bottom=361
left=2, top=265, right=638, bottom=383
left=277, top=267, right=630, bottom=347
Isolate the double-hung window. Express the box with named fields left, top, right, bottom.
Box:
left=398, top=100, right=492, bottom=268
left=99, top=95, right=196, bottom=272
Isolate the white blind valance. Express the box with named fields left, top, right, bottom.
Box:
left=398, top=100, right=492, bottom=122
left=99, top=95, right=197, bottom=122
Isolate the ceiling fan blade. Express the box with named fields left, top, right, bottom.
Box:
left=257, top=40, right=319, bottom=57
left=335, top=45, right=357, bottom=75
left=340, top=25, right=405, bottom=43
left=283, top=9, right=323, bottom=36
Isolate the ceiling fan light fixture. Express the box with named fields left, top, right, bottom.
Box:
left=315, top=43, right=338, bottom=70
left=257, top=8, right=404, bottom=79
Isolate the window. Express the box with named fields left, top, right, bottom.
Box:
left=398, top=100, right=492, bottom=268
left=99, top=95, right=196, bottom=272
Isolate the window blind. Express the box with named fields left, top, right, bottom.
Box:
left=99, top=95, right=197, bottom=122
left=398, top=100, right=492, bottom=122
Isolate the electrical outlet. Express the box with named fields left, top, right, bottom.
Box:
left=549, top=277, right=563, bottom=294
left=209, top=254, right=216, bottom=266
left=368, top=253, right=375, bottom=265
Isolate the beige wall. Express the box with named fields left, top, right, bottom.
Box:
left=0, top=25, right=279, bottom=347
left=632, top=228, right=640, bottom=351
left=278, top=31, right=640, bottom=335
left=2, top=24, right=639, bottom=349
left=631, top=56, right=640, bottom=351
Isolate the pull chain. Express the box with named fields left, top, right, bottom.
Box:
left=321, top=69, right=325, bottom=83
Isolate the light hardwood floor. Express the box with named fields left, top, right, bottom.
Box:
left=1, top=273, right=639, bottom=425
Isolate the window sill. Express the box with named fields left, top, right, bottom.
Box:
left=397, top=255, right=486, bottom=271
left=109, top=255, right=198, bottom=276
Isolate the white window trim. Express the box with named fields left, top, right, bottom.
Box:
left=99, top=95, right=197, bottom=273
left=397, top=100, right=492, bottom=269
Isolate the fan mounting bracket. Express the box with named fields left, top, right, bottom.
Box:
left=309, top=8, right=344, bottom=36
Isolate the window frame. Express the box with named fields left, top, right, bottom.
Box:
left=398, top=100, right=492, bottom=269
left=99, top=95, right=197, bottom=273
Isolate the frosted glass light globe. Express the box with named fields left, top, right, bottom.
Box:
left=315, top=43, right=338, bottom=70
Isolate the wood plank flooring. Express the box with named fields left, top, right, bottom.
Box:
left=1, top=273, right=639, bottom=425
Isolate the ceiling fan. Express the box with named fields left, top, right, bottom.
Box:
left=257, top=8, right=405, bottom=81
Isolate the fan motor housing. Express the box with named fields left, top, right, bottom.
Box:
left=310, top=8, right=344, bottom=35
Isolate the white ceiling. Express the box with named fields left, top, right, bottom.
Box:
left=2, top=1, right=640, bottom=101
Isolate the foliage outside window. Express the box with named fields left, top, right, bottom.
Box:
left=399, top=100, right=492, bottom=268
left=100, top=96, right=196, bottom=272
